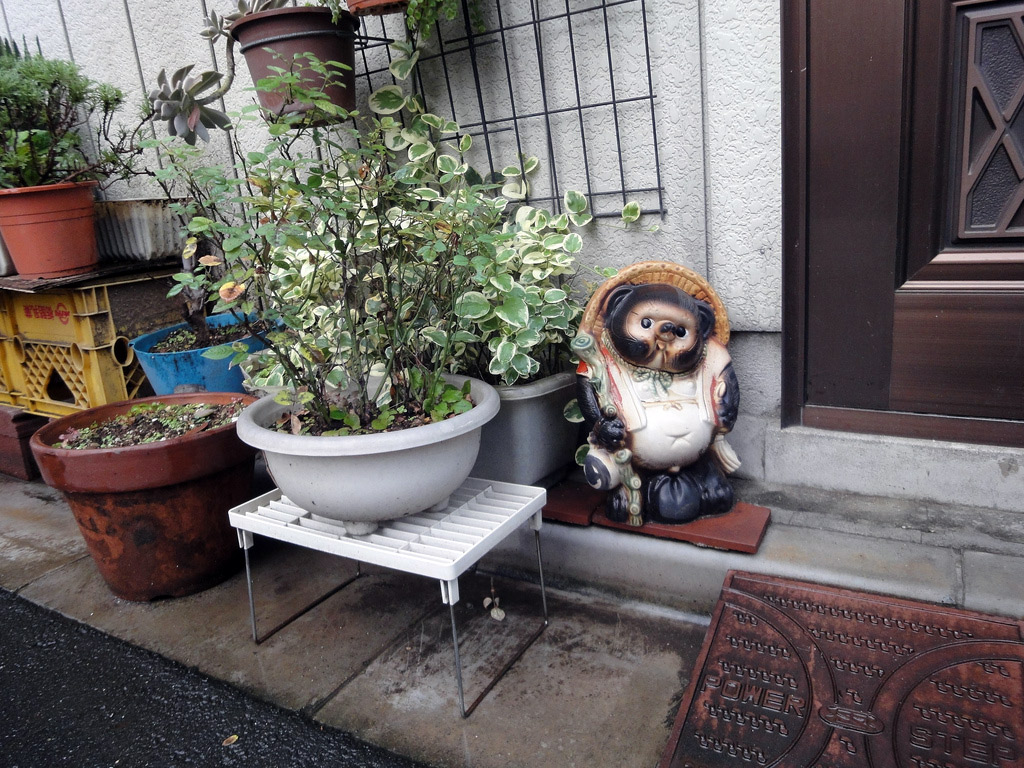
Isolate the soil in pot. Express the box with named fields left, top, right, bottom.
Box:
left=31, top=393, right=257, bottom=601
left=53, top=399, right=246, bottom=449
left=149, top=323, right=254, bottom=354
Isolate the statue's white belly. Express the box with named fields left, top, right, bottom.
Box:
left=629, top=400, right=714, bottom=470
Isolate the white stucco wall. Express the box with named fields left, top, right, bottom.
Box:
left=1, top=0, right=784, bottom=435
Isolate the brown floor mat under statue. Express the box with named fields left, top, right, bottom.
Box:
left=661, top=571, right=1024, bottom=768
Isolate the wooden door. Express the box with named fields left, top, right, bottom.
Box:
left=783, top=0, right=1024, bottom=446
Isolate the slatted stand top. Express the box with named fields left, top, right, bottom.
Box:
left=228, top=478, right=546, bottom=583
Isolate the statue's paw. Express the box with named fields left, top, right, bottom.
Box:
left=700, top=473, right=735, bottom=516
left=594, top=417, right=626, bottom=449
left=583, top=453, right=614, bottom=491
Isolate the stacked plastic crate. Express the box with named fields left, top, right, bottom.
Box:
left=0, top=284, right=150, bottom=417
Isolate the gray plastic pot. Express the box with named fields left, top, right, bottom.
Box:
left=471, top=371, right=580, bottom=485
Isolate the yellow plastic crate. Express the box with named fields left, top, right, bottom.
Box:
left=0, top=271, right=178, bottom=417
left=2, top=339, right=149, bottom=418
left=4, top=288, right=115, bottom=348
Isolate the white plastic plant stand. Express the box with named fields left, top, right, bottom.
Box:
left=228, top=477, right=549, bottom=717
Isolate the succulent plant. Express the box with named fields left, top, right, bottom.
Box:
left=148, top=0, right=291, bottom=145
left=149, top=66, right=232, bottom=146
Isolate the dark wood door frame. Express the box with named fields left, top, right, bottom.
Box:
left=782, top=0, right=1024, bottom=448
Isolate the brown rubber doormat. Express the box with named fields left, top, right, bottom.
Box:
left=661, top=571, right=1024, bottom=768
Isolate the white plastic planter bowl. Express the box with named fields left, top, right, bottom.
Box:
left=236, top=375, right=499, bottom=534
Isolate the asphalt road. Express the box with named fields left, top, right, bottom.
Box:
left=0, top=589, right=428, bottom=768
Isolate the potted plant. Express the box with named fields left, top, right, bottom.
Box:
left=343, top=0, right=408, bottom=17
left=0, top=40, right=145, bottom=278
left=129, top=234, right=266, bottom=395
left=29, top=393, right=257, bottom=601
left=448, top=178, right=589, bottom=485
left=345, top=0, right=484, bottom=83
left=339, top=0, right=482, bottom=38
left=152, top=76, right=508, bottom=534
left=149, top=0, right=360, bottom=145
left=130, top=134, right=271, bottom=395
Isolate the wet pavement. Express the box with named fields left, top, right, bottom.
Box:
left=0, top=473, right=712, bottom=768
left=0, top=588, right=426, bottom=768
left=5, top=465, right=1019, bottom=768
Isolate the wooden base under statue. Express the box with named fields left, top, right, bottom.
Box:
left=541, top=481, right=771, bottom=554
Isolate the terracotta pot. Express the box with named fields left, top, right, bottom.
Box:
left=346, top=0, right=407, bottom=16
left=230, top=7, right=360, bottom=116
left=30, top=393, right=257, bottom=601
left=0, top=181, right=99, bottom=278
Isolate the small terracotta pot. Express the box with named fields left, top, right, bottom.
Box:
left=0, top=181, right=99, bottom=278
left=31, top=393, right=257, bottom=601
left=346, top=0, right=408, bottom=16
left=230, top=7, right=360, bottom=116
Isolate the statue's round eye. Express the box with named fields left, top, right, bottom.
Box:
left=675, top=327, right=687, bottom=338
left=640, top=318, right=652, bottom=329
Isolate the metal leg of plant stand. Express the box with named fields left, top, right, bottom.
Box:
left=241, top=539, right=362, bottom=645
left=446, top=528, right=549, bottom=718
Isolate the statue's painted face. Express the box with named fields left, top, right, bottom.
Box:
left=604, top=284, right=714, bottom=374
left=618, top=299, right=700, bottom=373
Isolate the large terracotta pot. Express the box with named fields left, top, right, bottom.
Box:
left=0, top=181, right=99, bottom=278
left=236, top=375, right=499, bottom=535
left=30, top=393, right=257, bottom=601
left=230, top=7, right=360, bottom=116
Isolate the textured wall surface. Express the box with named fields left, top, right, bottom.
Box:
left=0, top=0, right=784, bottom=427
left=702, top=1, right=781, bottom=331
left=0, top=0, right=781, bottom=328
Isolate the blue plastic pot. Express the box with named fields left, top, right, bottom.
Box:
left=131, top=314, right=265, bottom=395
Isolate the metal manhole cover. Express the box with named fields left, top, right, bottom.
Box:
left=661, top=571, right=1024, bottom=768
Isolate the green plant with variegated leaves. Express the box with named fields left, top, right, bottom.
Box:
left=154, top=75, right=510, bottom=435
left=374, top=0, right=484, bottom=86
left=451, top=188, right=593, bottom=385
left=364, top=83, right=593, bottom=386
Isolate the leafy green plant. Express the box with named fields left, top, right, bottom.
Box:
left=153, top=69, right=511, bottom=435
left=451, top=186, right=592, bottom=385
left=148, top=0, right=337, bottom=145
left=353, top=0, right=483, bottom=83
left=0, top=40, right=146, bottom=188
left=359, top=87, right=596, bottom=387
left=405, top=0, right=483, bottom=39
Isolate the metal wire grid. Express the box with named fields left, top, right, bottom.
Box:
left=351, top=0, right=664, bottom=219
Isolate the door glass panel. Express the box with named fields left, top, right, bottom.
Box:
left=955, top=6, right=1024, bottom=238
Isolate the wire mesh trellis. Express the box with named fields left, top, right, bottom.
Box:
left=351, top=0, right=664, bottom=219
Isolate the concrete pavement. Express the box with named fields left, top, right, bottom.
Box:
left=1, top=468, right=1021, bottom=768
